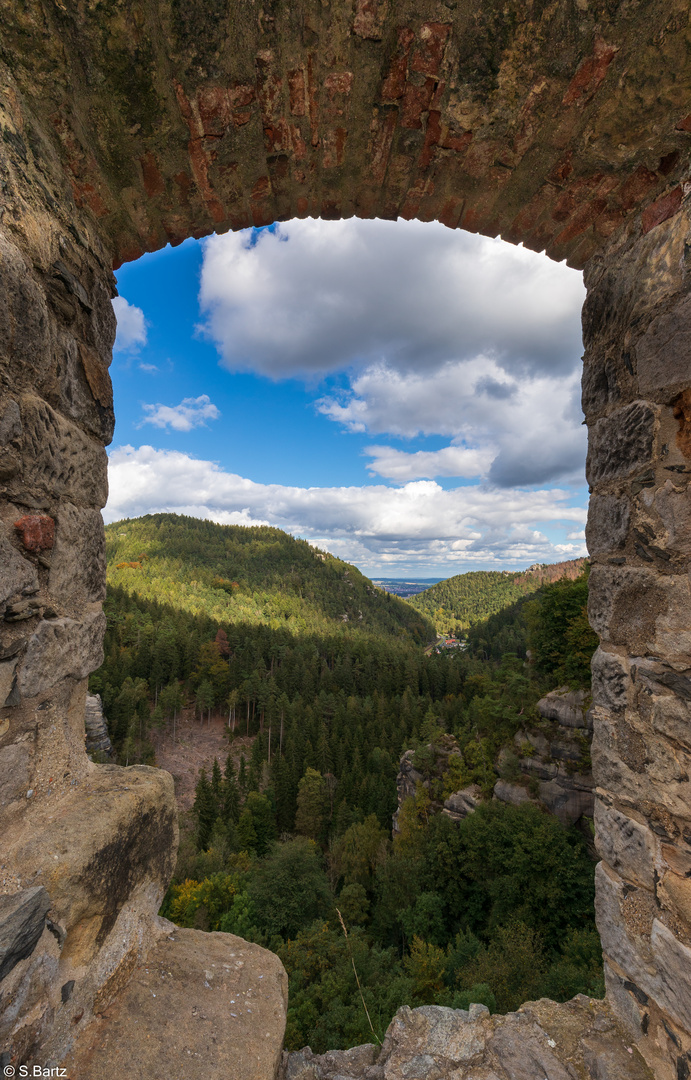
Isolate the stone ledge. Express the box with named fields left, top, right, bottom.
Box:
left=280, top=997, right=654, bottom=1080
left=62, top=929, right=288, bottom=1080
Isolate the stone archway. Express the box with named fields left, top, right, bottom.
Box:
left=1, top=2, right=691, bottom=1076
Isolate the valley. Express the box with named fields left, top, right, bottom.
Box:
left=90, top=513, right=600, bottom=1055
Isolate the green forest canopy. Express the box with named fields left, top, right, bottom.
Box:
left=408, top=559, right=587, bottom=633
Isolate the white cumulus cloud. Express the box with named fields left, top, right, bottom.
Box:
left=198, top=218, right=586, bottom=488
left=199, top=218, right=584, bottom=380
left=139, top=395, right=221, bottom=432
left=112, top=296, right=147, bottom=352
left=105, top=445, right=587, bottom=575
left=323, top=359, right=586, bottom=488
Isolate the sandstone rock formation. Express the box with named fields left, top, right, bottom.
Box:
left=63, top=927, right=288, bottom=1080
left=536, top=687, right=592, bottom=730
left=280, top=997, right=654, bottom=1080
left=84, top=693, right=114, bottom=761
left=395, top=714, right=594, bottom=833
left=1, top=0, right=691, bottom=1075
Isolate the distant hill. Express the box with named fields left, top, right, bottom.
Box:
left=105, top=514, right=434, bottom=642
left=407, top=558, right=588, bottom=633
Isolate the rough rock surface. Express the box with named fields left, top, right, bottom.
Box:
left=63, top=928, right=288, bottom=1080
left=0, top=764, right=179, bottom=1064
left=395, top=714, right=594, bottom=834
left=0, top=887, right=51, bottom=982
left=280, top=998, right=653, bottom=1080
left=84, top=693, right=114, bottom=760
left=537, top=687, right=591, bottom=729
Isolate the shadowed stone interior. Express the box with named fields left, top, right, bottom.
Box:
left=1, top=1, right=691, bottom=1076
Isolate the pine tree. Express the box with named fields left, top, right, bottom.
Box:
left=222, top=754, right=240, bottom=824
left=194, top=768, right=216, bottom=851
left=237, top=806, right=258, bottom=854
left=238, top=754, right=248, bottom=795
left=211, top=758, right=223, bottom=805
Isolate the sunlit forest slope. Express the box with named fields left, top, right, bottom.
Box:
left=408, top=558, right=587, bottom=633
left=106, top=514, right=433, bottom=643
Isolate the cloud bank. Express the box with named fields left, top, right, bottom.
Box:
left=106, top=445, right=587, bottom=575
left=198, top=218, right=586, bottom=490
left=199, top=218, right=584, bottom=380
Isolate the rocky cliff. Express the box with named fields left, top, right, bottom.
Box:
left=394, top=688, right=594, bottom=838
left=281, top=997, right=653, bottom=1080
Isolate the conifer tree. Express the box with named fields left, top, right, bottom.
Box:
left=295, top=768, right=328, bottom=842
left=237, top=806, right=258, bottom=854
left=194, top=768, right=216, bottom=851
left=211, top=758, right=223, bottom=805
left=238, top=754, right=248, bottom=796
left=222, top=754, right=240, bottom=825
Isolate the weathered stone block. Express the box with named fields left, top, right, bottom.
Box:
left=0, top=886, right=51, bottom=981
left=52, top=328, right=115, bottom=444
left=586, top=494, right=630, bottom=555
left=539, top=780, right=594, bottom=825
left=20, top=395, right=108, bottom=508
left=48, top=503, right=106, bottom=605
left=591, top=708, right=691, bottom=817
left=0, top=657, right=18, bottom=704
left=382, top=1005, right=487, bottom=1074
left=658, top=869, right=691, bottom=931
left=488, top=1018, right=573, bottom=1080
left=650, top=692, right=691, bottom=753
left=0, top=399, right=22, bottom=445
left=650, top=480, right=691, bottom=554
left=597, top=872, right=691, bottom=1037
left=0, top=235, right=52, bottom=392
left=63, top=929, right=288, bottom=1080
left=0, top=741, right=31, bottom=807
left=588, top=564, right=691, bottom=658
left=586, top=402, right=656, bottom=484
left=595, top=863, right=656, bottom=991
left=594, top=799, right=656, bottom=889
left=581, top=355, right=622, bottom=419
left=493, top=780, right=532, bottom=807
left=15, top=610, right=106, bottom=698
left=591, top=648, right=630, bottom=711
left=0, top=529, right=38, bottom=606
left=650, top=920, right=691, bottom=1034
left=5, top=765, right=177, bottom=940
left=636, top=292, right=691, bottom=399
left=443, top=785, right=482, bottom=821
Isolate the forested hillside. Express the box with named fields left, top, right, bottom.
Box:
left=105, top=514, right=433, bottom=642
left=408, top=558, right=588, bottom=633
left=90, top=514, right=600, bottom=1052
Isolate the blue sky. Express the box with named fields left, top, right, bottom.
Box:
left=107, top=218, right=589, bottom=578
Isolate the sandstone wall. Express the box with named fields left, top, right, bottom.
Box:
left=1, top=0, right=691, bottom=1075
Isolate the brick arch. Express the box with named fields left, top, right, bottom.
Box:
left=1, top=2, right=691, bottom=1076
left=3, top=0, right=690, bottom=267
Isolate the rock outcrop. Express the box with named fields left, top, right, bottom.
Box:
left=280, top=997, right=653, bottom=1080
left=84, top=693, right=114, bottom=761
left=536, top=687, right=593, bottom=730
left=63, top=927, right=288, bottom=1080
left=394, top=704, right=595, bottom=836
